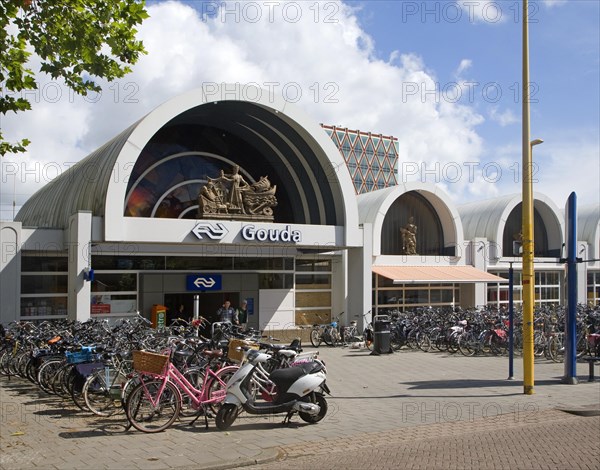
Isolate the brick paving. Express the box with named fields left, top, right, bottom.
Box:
left=1, top=347, right=599, bottom=470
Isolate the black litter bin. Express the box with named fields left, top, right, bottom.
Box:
left=371, top=315, right=393, bottom=355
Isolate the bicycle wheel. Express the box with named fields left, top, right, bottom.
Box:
left=205, top=366, right=238, bottom=414
left=37, top=359, right=63, bottom=394
left=126, top=380, right=181, bottom=433
left=533, top=331, right=546, bottom=357
left=417, top=332, right=432, bottom=352
left=458, top=332, right=477, bottom=357
left=390, top=330, right=403, bottom=351
left=323, top=327, right=339, bottom=347
left=83, top=371, right=120, bottom=417
left=310, top=328, right=322, bottom=347
left=547, top=336, right=564, bottom=363
left=179, top=368, right=206, bottom=418
left=490, top=335, right=507, bottom=356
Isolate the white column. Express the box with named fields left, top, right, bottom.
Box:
left=471, top=238, right=488, bottom=307
left=0, top=222, right=22, bottom=324
left=347, top=224, right=372, bottom=330
left=576, top=241, right=588, bottom=305
left=67, top=212, right=92, bottom=322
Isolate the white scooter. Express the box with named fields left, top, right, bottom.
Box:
left=215, top=348, right=330, bottom=430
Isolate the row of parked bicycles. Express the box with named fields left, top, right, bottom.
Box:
left=308, top=305, right=600, bottom=361
left=0, top=316, right=329, bottom=433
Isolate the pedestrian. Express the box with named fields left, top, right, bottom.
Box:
left=216, top=300, right=238, bottom=325
left=237, top=300, right=248, bottom=330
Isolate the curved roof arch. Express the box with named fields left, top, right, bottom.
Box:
left=578, top=204, right=600, bottom=259
left=17, top=85, right=360, bottom=245
left=357, top=182, right=464, bottom=256
left=457, top=193, right=564, bottom=252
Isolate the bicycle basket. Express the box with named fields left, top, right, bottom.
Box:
left=132, top=350, right=169, bottom=375
left=227, top=339, right=258, bottom=363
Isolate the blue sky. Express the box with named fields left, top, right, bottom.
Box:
left=1, top=1, right=598, bottom=219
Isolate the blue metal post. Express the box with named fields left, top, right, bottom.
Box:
left=508, top=263, right=514, bottom=379
left=563, top=192, right=578, bottom=384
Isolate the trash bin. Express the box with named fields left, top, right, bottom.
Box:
left=371, top=315, right=393, bottom=355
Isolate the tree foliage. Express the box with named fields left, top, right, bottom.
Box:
left=1, top=0, right=149, bottom=156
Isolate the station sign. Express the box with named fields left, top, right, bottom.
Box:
left=186, top=274, right=222, bottom=291
left=191, top=222, right=302, bottom=243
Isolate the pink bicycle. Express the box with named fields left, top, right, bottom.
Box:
left=125, top=350, right=238, bottom=433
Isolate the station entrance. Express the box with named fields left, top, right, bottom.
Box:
left=164, top=292, right=240, bottom=326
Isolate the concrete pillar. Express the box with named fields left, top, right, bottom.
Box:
left=576, top=241, right=588, bottom=305
left=469, top=237, right=489, bottom=307
left=347, top=224, right=372, bottom=330
left=67, top=212, right=92, bottom=322
left=0, top=222, right=22, bottom=324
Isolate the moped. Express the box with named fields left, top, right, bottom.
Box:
left=215, top=348, right=329, bottom=430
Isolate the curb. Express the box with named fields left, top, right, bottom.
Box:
left=174, top=447, right=283, bottom=470
left=556, top=404, right=600, bottom=417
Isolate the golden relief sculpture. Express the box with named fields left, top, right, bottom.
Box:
left=400, top=216, right=418, bottom=255
left=198, top=165, right=277, bottom=221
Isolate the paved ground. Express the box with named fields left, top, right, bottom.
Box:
left=1, top=347, right=599, bottom=470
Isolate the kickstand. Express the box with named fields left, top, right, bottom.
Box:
left=189, top=407, right=210, bottom=430
left=282, top=411, right=295, bottom=425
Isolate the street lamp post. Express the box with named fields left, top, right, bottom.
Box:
left=522, top=0, right=542, bottom=395
left=522, top=137, right=543, bottom=395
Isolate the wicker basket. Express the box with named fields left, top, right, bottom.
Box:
left=132, top=350, right=169, bottom=375
left=228, top=339, right=258, bottom=363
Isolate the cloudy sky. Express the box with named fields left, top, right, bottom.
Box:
left=1, top=0, right=598, bottom=221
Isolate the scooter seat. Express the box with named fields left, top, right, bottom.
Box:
left=269, top=361, right=324, bottom=393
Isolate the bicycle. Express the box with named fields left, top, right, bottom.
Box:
left=310, top=312, right=343, bottom=347
left=82, top=352, right=134, bottom=417
left=125, top=350, right=238, bottom=433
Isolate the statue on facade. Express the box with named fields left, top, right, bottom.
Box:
left=400, top=216, right=418, bottom=255
left=198, top=165, right=277, bottom=221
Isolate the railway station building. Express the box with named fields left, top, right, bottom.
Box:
left=1, top=85, right=598, bottom=332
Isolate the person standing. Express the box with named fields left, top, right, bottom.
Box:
left=237, top=300, right=248, bottom=330
left=216, top=300, right=238, bottom=325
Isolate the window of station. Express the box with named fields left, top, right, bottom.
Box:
left=21, top=297, right=68, bottom=318
left=259, top=273, right=293, bottom=289
left=588, top=272, right=600, bottom=305
left=90, top=273, right=138, bottom=315
left=295, top=258, right=333, bottom=325
left=502, top=205, right=550, bottom=257
left=21, top=254, right=68, bottom=319
left=373, top=274, right=458, bottom=312
left=91, top=255, right=294, bottom=272
left=92, top=255, right=166, bottom=270
left=487, top=270, right=560, bottom=306
left=381, top=191, right=444, bottom=256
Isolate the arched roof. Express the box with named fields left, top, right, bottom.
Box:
left=15, top=125, right=136, bottom=228
left=578, top=204, right=600, bottom=258
left=16, top=85, right=360, bottom=245
left=457, top=193, right=564, bottom=249
left=357, top=183, right=463, bottom=256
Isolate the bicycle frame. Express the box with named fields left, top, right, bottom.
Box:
left=138, top=362, right=237, bottom=410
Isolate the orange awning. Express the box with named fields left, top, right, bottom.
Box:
left=372, top=265, right=507, bottom=283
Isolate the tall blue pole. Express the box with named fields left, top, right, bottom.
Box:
left=563, top=192, right=578, bottom=384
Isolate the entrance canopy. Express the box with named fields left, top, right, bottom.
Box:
left=373, top=265, right=507, bottom=283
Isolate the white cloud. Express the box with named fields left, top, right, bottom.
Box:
left=542, top=0, right=568, bottom=8
left=489, top=107, right=519, bottom=127
left=1, top=0, right=491, bottom=221
left=455, top=59, right=472, bottom=78
left=455, top=1, right=506, bottom=24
